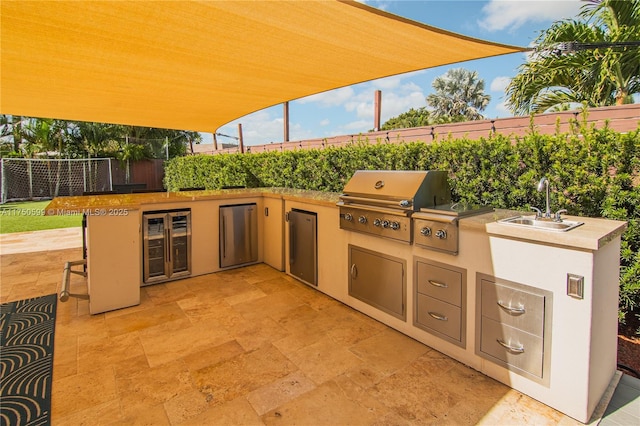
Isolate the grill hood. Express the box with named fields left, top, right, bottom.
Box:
left=339, top=170, right=451, bottom=211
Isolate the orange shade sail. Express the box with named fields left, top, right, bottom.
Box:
left=1, top=0, right=526, bottom=133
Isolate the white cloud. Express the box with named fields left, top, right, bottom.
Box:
left=478, top=0, right=583, bottom=32
left=217, top=110, right=283, bottom=145
left=379, top=91, right=426, bottom=122
left=343, top=76, right=427, bottom=122
left=297, top=86, right=355, bottom=107
left=319, top=119, right=330, bottom=126
left=341, top=120, right=373, bottom=132
left=490, top=76, right=511, bottom=92
left=494, top=100, right=512, bottom=117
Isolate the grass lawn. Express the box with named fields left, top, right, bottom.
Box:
left=0, top=200, right=82, bottom=234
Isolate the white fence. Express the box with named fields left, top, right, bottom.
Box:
left=0, top=158, right=113, bottom=203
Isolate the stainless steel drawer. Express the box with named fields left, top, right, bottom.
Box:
left=416, top=294, right=462, bottom=341
left=480, top=279, right=545, bottom=336
left=416, top=261, right=462, bottom=306
left=480, top=317, right=544, bottom=378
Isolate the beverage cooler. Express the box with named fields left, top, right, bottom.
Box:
left=143, top=209, right=192, bottom=285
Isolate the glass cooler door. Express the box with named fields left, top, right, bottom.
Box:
left=169, top=211, right=191, bottom=277
left=143, top=213, right=169, bottom=284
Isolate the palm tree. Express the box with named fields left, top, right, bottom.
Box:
left=426, top=68, right=491, bottom=122
left=0, top=115, right=28, bottom=154
left=506, top=0, right=640, bottom=115
left=72, top=121, right=123, bottom=157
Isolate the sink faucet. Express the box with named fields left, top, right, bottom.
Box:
left=537, top=177, right=552, bottom=219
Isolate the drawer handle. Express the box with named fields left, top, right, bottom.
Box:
left=497, top=300, right=526, bottom=315
left=350, top=264, right=358, bottom=279
left=496, top=339, right=525, bottom=354
left=428, top=280, right=448, bottom=288
left=428, top=311, right=448, bottom=321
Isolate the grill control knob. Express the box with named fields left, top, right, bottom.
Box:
left=373, top=218, right=382, bottom=227
left=381, top=220, right=390, bottom=228
left=390, top=221, right=400, bottom=230
left=420, top=227, right=432, bottom=236
left=435, top=229, right=447, bottom=239
left=358, top=215, right=367, bottom=224
left=344, top=213, right=353, bottom=222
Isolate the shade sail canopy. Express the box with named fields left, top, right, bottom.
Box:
left=1, top=1, right=526, bottom=133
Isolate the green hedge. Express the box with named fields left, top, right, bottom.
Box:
left=166, top=123, right=640, bottom=327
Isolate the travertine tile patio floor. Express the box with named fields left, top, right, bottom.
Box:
left=0, top=229, right=629, bottom=425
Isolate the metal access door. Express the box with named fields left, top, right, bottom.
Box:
left=219, top=204, right=258, bottom=268
left=288, top=209, right=318, bottom=287
left=348, top=245, right=406, bottom=320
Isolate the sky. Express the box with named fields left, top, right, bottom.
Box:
left=205, top=0, right=585, bottom=147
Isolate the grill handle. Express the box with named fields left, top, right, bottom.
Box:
left=339, top=195, right=413, bottom=209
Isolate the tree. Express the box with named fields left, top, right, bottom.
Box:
left=426, top=68, right=491, bottom=122
left=70, top=121, right=122, bottom=157
left=506, top=0, right=640, bottom=115
left=22, top=118, right=66, bottom=158
left=0, top=114, right=27, bottom=154
left=379, top=107, right=431, bottom=131
left=121, top=126, right=200, bottom=159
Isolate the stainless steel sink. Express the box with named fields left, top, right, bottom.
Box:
left=497, top=215, right=584, bottom=232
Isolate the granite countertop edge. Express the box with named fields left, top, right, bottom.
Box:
left=45, top=191, right=627, bottom=251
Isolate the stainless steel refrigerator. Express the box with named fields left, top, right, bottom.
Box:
left=219, top=203, right=258, bottom=268
left=287, top=209, right=317, bottom=287
left=142, top=209, right=191, bottom=285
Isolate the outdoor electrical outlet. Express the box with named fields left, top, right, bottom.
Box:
left=567, top=274, right=584, bottom=299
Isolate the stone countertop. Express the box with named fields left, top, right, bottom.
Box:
left=45, top=191, right=627, bottom=251
left=481, top=209, right=627, bottom=251
left=44, top=187, right=341, bottom=215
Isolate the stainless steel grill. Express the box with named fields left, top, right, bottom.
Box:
left=338, top=170, right=451, bottom=243
left=338, top=170, right=493, bottom=251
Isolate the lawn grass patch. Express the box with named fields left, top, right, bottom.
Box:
left=0, top=200, right=82, bottom=234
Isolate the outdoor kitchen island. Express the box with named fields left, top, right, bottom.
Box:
left=45, top=187, right=626, bottom=424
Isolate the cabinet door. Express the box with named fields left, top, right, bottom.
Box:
left=349, top=245, right=406, bottom=320
left=288, top=210, right=317, bottom=286
left=263, top=198, right=284, bottom=270
left=169, top=211, right=191, bottom=277
left=143, top=213, right=169, bottom=283
left=220, top=204, right=258, bottom=268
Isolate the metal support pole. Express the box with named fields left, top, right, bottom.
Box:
left=28, top=159, right=33, bottom=200
left=374, top=90, right=382, bottom=131
left=284, top=102, right=290, bottom=142
left=107, top=158, right=113, bottom=190
left=1, top=158, right=5, bottom=204
left=238, top=124, right=244, bottom=154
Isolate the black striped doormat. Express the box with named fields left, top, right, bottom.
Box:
left=1, top=294, right=57, bottom=426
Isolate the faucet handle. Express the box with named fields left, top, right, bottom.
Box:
left=530, top=207, right=542, bottom=218
left=554, top=209, right=567, bottom=222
